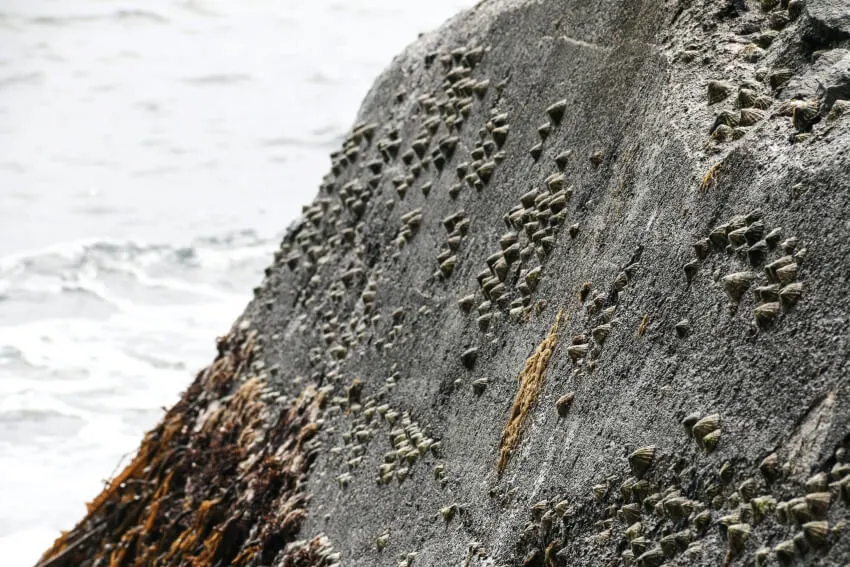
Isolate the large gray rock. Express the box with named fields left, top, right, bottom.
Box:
left=804, top=0, right=850, bottom=44
left=37, top=0, right=850, bottom=566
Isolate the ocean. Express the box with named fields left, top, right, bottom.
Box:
left=0, top=0, right=474, bottom=564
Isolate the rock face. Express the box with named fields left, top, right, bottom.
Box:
left=37, top=0, right=850, bottom=566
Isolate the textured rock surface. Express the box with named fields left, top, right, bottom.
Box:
left=38, top=0, right=850, bottom=566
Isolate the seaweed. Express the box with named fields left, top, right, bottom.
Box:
left=497, top=311, right=563, bottom=474
left=36, top=328, right=331, bottom=567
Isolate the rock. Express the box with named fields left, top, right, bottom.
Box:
left=802, top=0, right=850, bottom=45
left=781, top=49, right=850, bottom=111
left=818, top=50, right=850, bottom=112
left=36, top=0, right=850, bottom=566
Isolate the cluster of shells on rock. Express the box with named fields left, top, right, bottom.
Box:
left=456, top=99, right=577, bottom=344
left=436, top=209, right=469, bottom=280
left=561, top=247, right=642, bottom=376
left=685, top=210, right=805, bottom=328
left=510, top=403, right=849, bottom=567
left=268, top=38, right=500, bottom=382
left=707, top=78, right=772, bottom=145
left=324, top=376, right=446, bottom=490
left=686, top=0, right=827, bottom=156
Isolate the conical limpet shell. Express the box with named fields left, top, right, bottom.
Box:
left=619, top=503, right=641, bottom=524
left=728, top=227, right=748, bottom=246
left=708, top=80, right=732, bottom=104
left=525, top=267, right=542, bottom=291
left=720, top=272, right=755, bottom=301
left=709, top=225, right=729, bottom=248
left=744, top=220, right=764, bottom=244
left=491, top=126, right=509, bottom=147
left=774, top=539, right=796, bottom=563
left=636, top=547, right=664, bottom=567
left=802, top=520, right=830, bottom=547
left=684, top=260, right=699, bottom=283
left=628, top=446, right=657, bottom=478
left=792, top=100, right=820, bottom=132
left=754, top=302, right=780, bottom=328
left=693, top=238, right=710, bottom=259
left=753, top=284, right=780, bottom=303
left=554, top=150, right=571, bottom=170
left=546, top=99, right=568, bottom=124
left=806, top=472, right=829, bottom=493
left=493, top=257, right=509, bottom=282
left=805, top=492, right=831, bottom=516
left=765, top=255, right=794, bottom=282
left=567, top=344, right=588, bottom=362
left=738, top=479, right=758, bottom=502
left=659, top=534, right=677, bottom=557
left=592, top=324, right=611, bottom=344
left=460, top=347, right=478, bottom=369
left=457, top=294, right=475, bottom=313
left=775, top=263, right=798, bottom=284
left=630, top=536, right=650, bottom=555
left=556, top=393, right=575, bottom=417
left=440, top=256, right=457, bottom=278
left=682, top=413, right=701, bottom=436
left=779, top=282, right=802, bottom=308
left=727, top=523, right=750, bottom=554
left=752, top=495, right=776, bottom=524
left=759, top=453, right=780, bottom=483
left=592, top=484, right=607, bottom=501
left=739, top=108, right=766, bottom=126
left=747, top=240, right=768, bottom=266
left=546, top=173, right=564, bottom=193
left=692, top=414, right=720, bottom=444
left=702, top=429, right=721, bottom=453
left=472, top=378, right=488, bottom=395
left=440, top=503, right=458, bottom=522
left=693, top=510, right=712, bottom=533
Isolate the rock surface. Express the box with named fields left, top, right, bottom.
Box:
left=37, top=0, right=850, bottom=566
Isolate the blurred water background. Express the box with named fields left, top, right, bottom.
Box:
left=0, top=0, right=474, bottom=564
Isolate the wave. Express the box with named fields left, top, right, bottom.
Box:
left=26, top=9, right=168, bottom=26
left=0, top=229, right=273, bottom=406
left=0, top=527, right=57, bottom=567
left=0, top=72, right=43, bottom=90
left=182, top=73, right=252, bottom=86
left=0, top=229, right=279, bottom=311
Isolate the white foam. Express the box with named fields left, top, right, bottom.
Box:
left=0, top=527, right=60, bottom=567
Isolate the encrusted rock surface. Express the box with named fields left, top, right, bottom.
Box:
left=38, top=0, right=850, bottom=565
